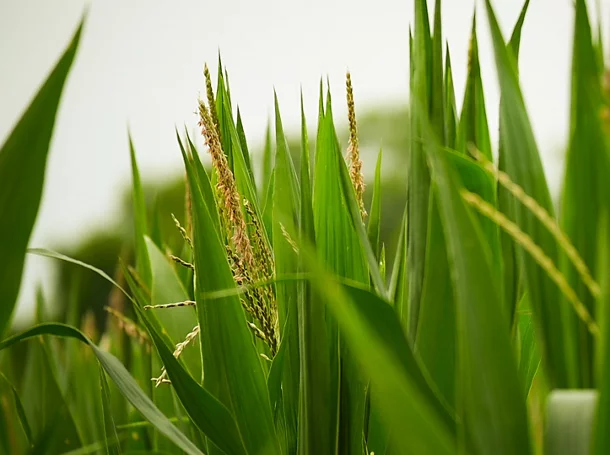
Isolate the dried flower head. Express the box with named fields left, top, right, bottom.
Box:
left=346, top=72, right=366, bottom=219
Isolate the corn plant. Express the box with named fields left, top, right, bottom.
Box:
left=1, top=0, right=610, bottom=454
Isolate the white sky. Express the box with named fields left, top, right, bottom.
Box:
left=0, top=0, right=604, bottom=325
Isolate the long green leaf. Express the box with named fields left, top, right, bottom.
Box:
left=444, top=45, right=458, bottom=150
left=0, top=371, right=33, bottom=450
left=457, top=14, right=492, bottom=160
left=272, top=94, right=301, bottom=453
left=129, top=136, right=152, bottom=288
left=484, top=0, right=577, bottom=388
left=497, top=0, right=531, bottom=329
left=99, top=368, right=121, bottom=455
left=314, top=90, right=369, bottom=454
left=367, top=149, right=383, bottom=261
left=420, top=106, right=531, bottom=454
left=516, top=294, right=541, bottom=397
left=407, top=0, right=433, bottom=341
left=296, top=92, right=334, bottom=455
left=559, top=0, right=608, bottom=388
left=302, top=259, right=455, bottom=455
left=0, top=19, right=83, bottom=336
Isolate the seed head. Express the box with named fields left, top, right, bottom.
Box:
left=346, top=72, right=366, bottom=219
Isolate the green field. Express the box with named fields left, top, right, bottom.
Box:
left=1, top=1, right=609, bottom=453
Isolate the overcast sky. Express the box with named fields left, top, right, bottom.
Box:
left=0, top=0, right=604, bottom=325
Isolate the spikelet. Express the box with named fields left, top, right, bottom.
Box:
left=346, top=72, right=366, bottom=219
left=243, top=199, right=275, bottom=280
left=153, top=324, right=200, bottom=387
left=172, top=213, right=192, bottom=249
left=199, top=100, right=255, bottom=268
left=469, top=145, right=600, bottom=299
left=143, top=300, right=196, bottom=310
left=104, top=307, right=151, bottom=348
left=243, top=199, right=279, bottom=347
left=280, top=222, right=299, bottom=255
left=204, top=64, right=220, bottom=137
left=461, top=190, right=599, bottom=337
left=198, top=89, right=278, bottom=354
left=169, top=254, right=194, bottom=270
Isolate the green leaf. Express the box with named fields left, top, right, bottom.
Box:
left=420, top=106, right=531, bottom=454
left=261, top=122, right=274, bottom=203
left=484, top=0, right=577, bottom=388
left=220, top=93, right=260, bottom=212
left=430, top=0, right=445, bottom=142
left=415, top=194, right=456, bottom=409
left=129, top=135, right=152, bottom=288
left=444, top=45, right=458, bottom=150
left=236, top=107, right=256, bottom=187
left=389, top=206, right=409, bottom=329
left=0, top=371, right=33, bottom=449
left=99, top=368, right=121, bottom=455
left=214, top=67, right=233, bottom=171
left=498, top=0, right=531, bottom=327
left=407, top=0, right=433, bottom=340
left=559, top=0, right=608, bottom=388
left=20, top=337, right=82, bottom=453
left=272, top=94, right=301, bottom=453
left=516, top=294, right=540, bottom=397
left=314, top=90, right=369, bottom=454
left=367, top=149, right=383, bottom=261
left=296, top=92, right=334, bottom=455
left=0, top=18, right=83, bottom=336
left=0, top=324, right=203, bottom=455
left=302, top=260, right=455, bottom=455
left=508, top=0, right=531, bottom=57
left=457, top=14, right=492, bottom=161
left=183, top=129, right=221, bottom=235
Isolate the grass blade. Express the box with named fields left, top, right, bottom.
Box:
left=559, top=0, right=608, bottom=388
left=272, top=95, right=301, bottom=452
left=457, top=14, right=492, bottom=160
left=99, top=368, right=121, bottom=455
left=296, top=92, right=335, bottom=455
left=303, top=257, right=455, bottom=455
left=420, top=106, right=531, bottom=454
left=129, top=135, right=152, bottom=288
left=0, top=18, right=83, bottom=336
left=407, top=0, right=433, bottom=341
left=367, top=149, right=383, bottom=261
left=484, top=0, right=577, bottom=388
